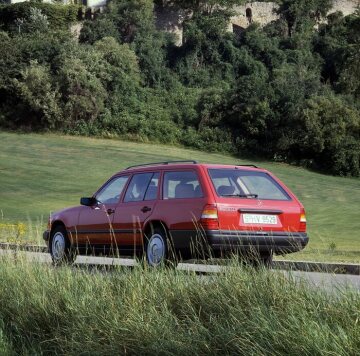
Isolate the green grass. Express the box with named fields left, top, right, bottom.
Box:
left=0, top=255, right=359, bottom=355
left=0, top=131, right=359, bottom=262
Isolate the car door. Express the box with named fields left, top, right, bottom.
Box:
left=111, top=172, right=160, bottom=252
left=76, top=175, right=130, bottom=248
left=154, top=169, right=208, bottom=250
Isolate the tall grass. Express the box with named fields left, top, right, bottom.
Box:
left=0, top=255, right=359, bottom=355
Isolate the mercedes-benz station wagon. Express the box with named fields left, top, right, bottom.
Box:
left=44, top=161, right=308, bottom=266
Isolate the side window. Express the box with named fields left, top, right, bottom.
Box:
left=144, top=172, right=160, bottom=201
left=124, top=173, right=153, bottom=203
left=96, top=176, right=129, bottom=204
left=163, top=171, right=203, bottom=199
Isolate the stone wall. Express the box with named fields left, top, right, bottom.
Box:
left=332, top=0, right=360, bottom=16
left=230, top=1, right=279, bottom=31
left=155, top=0, right=360, bottom=45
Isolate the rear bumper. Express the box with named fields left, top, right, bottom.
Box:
left=206, top=230, right=309, bottom=254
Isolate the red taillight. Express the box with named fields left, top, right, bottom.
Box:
left=200, top=204, right=219, bottom=230
left=299, top=208, right=306, bottom=232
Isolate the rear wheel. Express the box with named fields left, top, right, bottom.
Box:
left=144, top=227, right=177, bottom=268
left=250, top=252, right=273, bottom=268
left=260, top=253, right=273, bottom=267
left=49, top=226, right=77, bottom=265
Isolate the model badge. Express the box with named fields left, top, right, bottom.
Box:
left=219, top=206, right=237, bottom=212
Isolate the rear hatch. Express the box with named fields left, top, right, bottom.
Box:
left=207, top=168, right=304, bottom=233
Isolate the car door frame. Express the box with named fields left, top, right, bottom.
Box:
left=111, top=170, right=161, bottom=254
left=75, top=174, right=131, bottom=251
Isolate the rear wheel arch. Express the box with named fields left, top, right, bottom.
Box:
left=143, top=220, right=169, bottom=240
left=143, top=220, right=178, bottom=266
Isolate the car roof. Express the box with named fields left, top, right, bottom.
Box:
left=117, top=161, right=266, bottom=174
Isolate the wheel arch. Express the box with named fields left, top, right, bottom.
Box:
left=143, top=220, right=169, bottom=239
left=50, top=220, right=67, bottom=235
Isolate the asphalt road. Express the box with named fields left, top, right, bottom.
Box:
left=1, top=250, right=359, bottom=292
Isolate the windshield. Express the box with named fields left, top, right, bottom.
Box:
left=208, top=169, right=291, bottom=201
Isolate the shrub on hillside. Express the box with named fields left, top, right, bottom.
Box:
left=0, top=1, right=360, bottom=177
left=12, top=60, right=63, bottom=129
left=299, top=95, right=360, bottom=176
left=0, top=2, right=79, bottom=32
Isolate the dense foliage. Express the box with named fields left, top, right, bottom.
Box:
left=0, top=0, right=359, bottom=176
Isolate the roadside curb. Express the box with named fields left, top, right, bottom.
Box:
left=0, top=243, right=47, bottom=253
left=273, top=260, right=360, bottom=275
left=0, top=243, right=359, bottom=275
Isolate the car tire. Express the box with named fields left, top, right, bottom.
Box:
left=49, top=226, right=77, bottom=266
left=260, top=253, right=273, bottom=267
left=144, top=227, right=177, bottom=268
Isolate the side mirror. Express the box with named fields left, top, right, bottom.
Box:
left=80, top=197, right=97, bottom=206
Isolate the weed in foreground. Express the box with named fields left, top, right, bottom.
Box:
left=0, top=255, right=359, bottom=355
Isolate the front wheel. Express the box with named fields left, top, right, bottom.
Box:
left=49, top=226, right=77, bottom=265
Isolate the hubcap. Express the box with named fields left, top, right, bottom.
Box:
left=147, top=233, right=165, bottom=266
left=52, top=232, right=66, bottom=261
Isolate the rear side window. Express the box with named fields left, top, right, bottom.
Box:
left=163, top=171, right=203, bottom=199
left=208, top=169, right=291, bottom=201
left=124, top=173, right=153, bottom=202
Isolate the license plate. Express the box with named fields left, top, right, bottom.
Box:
left=242, top=214, right=277, bottom=225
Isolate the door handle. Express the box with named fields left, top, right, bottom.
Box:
left=141, top=206, right=152, bottom=213
left=107, top=208, right=115, bottom=215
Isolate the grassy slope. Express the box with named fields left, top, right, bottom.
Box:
left=0, top=132, right=359, bottom=262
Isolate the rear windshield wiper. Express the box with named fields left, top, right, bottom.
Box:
left=221, top=194, right=258, bottom=198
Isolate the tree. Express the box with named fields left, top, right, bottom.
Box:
left=23, top=7, right=49, bottom=33
left=57, top=52, right=108, bottom=126
left=299, top=95, right=360, bottom=176
left=275, top=0, right=333, bottom=36
left=107, top=0, right=155, bottom=43
left=79, top=18, right=118, bottom=44
left=12, top=61, right=62, bottom=129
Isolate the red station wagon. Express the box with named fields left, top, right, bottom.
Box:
left=44, top=161, right=309, bottom=266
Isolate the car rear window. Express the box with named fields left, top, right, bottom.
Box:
left=208, top=169, right=291, bottom=201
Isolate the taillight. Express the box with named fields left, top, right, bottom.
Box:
left=200, top=204, right=219, bottom=230
left=299, top=208, right=306, bottom=232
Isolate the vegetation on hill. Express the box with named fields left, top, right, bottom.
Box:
left=0, top=0, right=359, bottom=176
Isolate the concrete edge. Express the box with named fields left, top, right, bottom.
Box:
left=272, top=260, right=360, bottom=276
left=0, top=243, right=359, bottom=275
left=0, top=243, right=47, bottom=253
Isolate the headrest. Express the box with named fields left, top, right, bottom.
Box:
left=217, top=185, right=235, bottom=196
left=175, top=183, right=195, bottom=199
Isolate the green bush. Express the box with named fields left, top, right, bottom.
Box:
left=12, top=60, right=63, bottom=129
left=0, top=2, right=80, bottom=32
left=300, top=95, right=360, bottom=176
left=0, top=1, right=360, bottom=176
